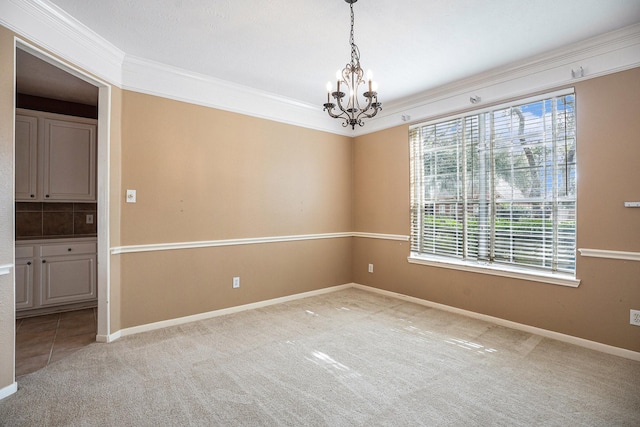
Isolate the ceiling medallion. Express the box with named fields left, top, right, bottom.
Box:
left=323, top=0, right=382, bottom=129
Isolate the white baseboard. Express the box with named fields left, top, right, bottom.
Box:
left=103, top=281, right=639, bottom=362
left=0, top=382, right=17, bottom=401
left=115, top=284, right=353, bottom=339
left=351, top=283, right=640, bottom=362
left=96, top=330, right=121, bottom=343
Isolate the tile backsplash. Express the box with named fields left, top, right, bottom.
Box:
left=16, top=202, right=97, bottom=239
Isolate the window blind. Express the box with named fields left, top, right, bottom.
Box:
left=410, top=90, right=576, bottom=274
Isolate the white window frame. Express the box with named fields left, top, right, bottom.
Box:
left=408, top=88, right=580, bottom=288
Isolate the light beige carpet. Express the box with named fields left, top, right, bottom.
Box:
left=1, top=288, right=639, bottom=426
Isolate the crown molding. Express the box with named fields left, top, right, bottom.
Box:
left=0, top=0, right=124, bottom=85
left=357, top=23, right=640, bottom=136
left=2, top=1, right=638, bottom=136
left=122, top=55, right=352, bottom=136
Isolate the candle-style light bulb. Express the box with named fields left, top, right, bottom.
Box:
left=326, top=82, right=332, bottom=103
left=367, top=70, right=373, bottom=93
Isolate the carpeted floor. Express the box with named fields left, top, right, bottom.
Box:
left=1, top=288, right=639, bottom=426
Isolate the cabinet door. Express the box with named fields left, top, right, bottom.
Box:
left=15, top=258, right=35, bottom=311
left=40, top=254, right=96, bottom=306
left=42, top=119, right=96, bottom=201
left=15, top=115, right=38, bottom=200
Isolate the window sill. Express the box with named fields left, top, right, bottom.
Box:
left=407, top=254, right=580, bottom=288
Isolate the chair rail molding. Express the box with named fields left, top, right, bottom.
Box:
left=111, top=232, right=409, bottom=255
left=0, top=264, right=12, bottom=276
left=578, top=248, right=640, bottom=262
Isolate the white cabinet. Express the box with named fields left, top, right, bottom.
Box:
left=40, top=242, right=97, bottom=306
left=15, top=245, right=35, bottom=311
left=15, top=238, right=97, bottom=314
left=15, top=115, right=38, bottom=200
left=15, top=109, right=97, bottom=202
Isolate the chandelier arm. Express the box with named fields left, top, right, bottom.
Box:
left=359, top=107, right=381, bottom=120
left=324, top=107, right=344, bottom=120
left=324, top=106, right=353, bottom=129
left=334, top=93, right=349, bottom=116
left=358, top=92, right=382, bottom=119
left=356, top=98, right=372, bottom=117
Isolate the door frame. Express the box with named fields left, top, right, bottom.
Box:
left=14, top=38, right=112, bottom=340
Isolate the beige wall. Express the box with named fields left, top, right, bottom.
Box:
left=0, top=26, right=16, bottom=391
left=353, top=68, right=640, bottom=352
left=120, top=92, right=353, bottom=243
left=118, top=91, right=353, bottom=328
left=120, top=239, right=352, bottom=327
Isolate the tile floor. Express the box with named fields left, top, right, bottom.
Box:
left=15, top=308, right=96, bottom=378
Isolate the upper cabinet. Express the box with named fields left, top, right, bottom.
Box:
left=16, top=109, right=97, bottom=202
left=15, top=114, right=38, bottom=200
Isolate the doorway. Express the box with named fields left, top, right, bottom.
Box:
left=14, top=40, right=111, bottom=375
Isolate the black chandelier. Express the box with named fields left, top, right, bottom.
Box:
left=323, top=0, right=381, bottom=129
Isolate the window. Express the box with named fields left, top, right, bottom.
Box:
left=409, top=89, right=576, bottom=276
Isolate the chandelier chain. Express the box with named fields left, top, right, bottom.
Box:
left=349, top=2, right=360, bottom=67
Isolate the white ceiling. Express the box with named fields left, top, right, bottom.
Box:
left=23, top=0, right=640, bottom=108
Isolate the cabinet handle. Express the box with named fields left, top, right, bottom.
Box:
left=68, top=248, right=72, bottom=252
left=30, top=194, right=35, bottom=198
left=42, top=260, right=46, bottom=263
left=27, top=262, right=31, bottom=266
left=45, top=195, right=50, bottom=198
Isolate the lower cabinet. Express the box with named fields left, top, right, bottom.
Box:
left=16, top=238, right=97, bottom=315
left=15, top=257, right=35, bottom=311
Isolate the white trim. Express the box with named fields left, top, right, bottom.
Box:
left=578, top=248, right=640, bottom=262
left=110, top=232, right=408, bottom=254
left=0, top=0, right=124, bottom=86
left=110, top=232, right=353, bottom=255
left=13, top=37, right=114, bottom=349
left=116, top=284, right=353, bottom=339
left=96, top=84, right=111, bottom=340
left=0, top=382, right=18, bottom=401
left=352, top=232, right=410, bottom=241
left=96, top=329, right=120, bottom=344
left=0, top=264, right=12, bottom=276
left=407, top=255, right=581, bottom=288
left=351, top=284, right=640, bottom=362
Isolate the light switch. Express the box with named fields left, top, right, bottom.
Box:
left=86, top=214, right=94, bottom=224
left=126, top=189, right=137, bottom=203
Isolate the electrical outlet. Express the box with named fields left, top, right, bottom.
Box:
left=232, top=277, right=240, bottom=289
left=86, top=214, right=94, bottom=224
left=368, top=263, right=374, bottom=273
left=631, top=309, right=640, bottom=326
